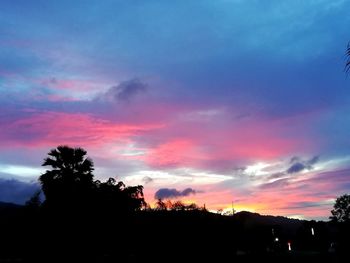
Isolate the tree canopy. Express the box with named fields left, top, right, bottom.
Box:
left=39, top=146, right=95, bottom=207
left=330, top=194, right=350, bottom=223
left=39, top=145, right=146, bottom=212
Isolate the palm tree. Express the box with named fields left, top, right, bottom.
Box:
left=39, top=145, right=94, bottom=206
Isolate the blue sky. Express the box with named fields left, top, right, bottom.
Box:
left=0, top=0, right=350, bottom=219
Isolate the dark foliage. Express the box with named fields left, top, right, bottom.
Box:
left=94, top=177, right=146, bottom=213
left=24, top=190, right=41, bottom=210
left=330, top=194, right=350, bottom=223
left=39, top=145, right=145, bottom=213
left=0, top=146, right=349, bottom=262
left=39, top=146, right=95, bottom=208
left=0, top=200, right=349, bottom=262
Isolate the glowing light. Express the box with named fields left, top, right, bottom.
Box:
left=311, top=227, right=314, bottom=236
left=245, top=162, right=270, bottom=176
left=312, top=156, right=350, bottom=172
left=124, top=168, right=233, bottom=186
left=118, top=144, right=146, bottom=156
left=275, top=237, right=279, bottom=242
left=0, top=164, right=44, bottom=177
left=288, top=242, right=291, bottom=251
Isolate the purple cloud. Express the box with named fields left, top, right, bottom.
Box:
left=154, top=188, right=197, bottom=199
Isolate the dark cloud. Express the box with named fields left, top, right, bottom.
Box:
left=142, top=176, right=153, bottom=184
left=287, top=162, right=306, bottom=174
left=264, top=156, right=320, bottom=182
left=98, top=79, right=147, bottom=102
left=154, top=187, right=196, bottom=199
left=307, top=156, right=319, bottom=165
left=181, top=188, right=196, bottom=196
left=286, top=156, right=319, bottom=174
left=0, top=178, right=39, bottom=204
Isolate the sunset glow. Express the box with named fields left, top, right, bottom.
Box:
left=1, top=0, right=350, bottom=220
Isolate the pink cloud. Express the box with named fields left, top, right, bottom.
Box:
left=137, top=112, right=315, bottom=171
left=229, top=168, right=347, bottom=218
left=0, top=98, right=333, bottom=219
left=142, top=166, right=348, bottom=219
left=142, top=139, right=209, bottom=168
left=0, top=111, right=164, bottom=149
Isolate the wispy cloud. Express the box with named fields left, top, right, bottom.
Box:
left=0, top=111, right=163, bottom=148
left=286, top=156, right=319, bottom=174
left=95, top=79, right=147, bottom=103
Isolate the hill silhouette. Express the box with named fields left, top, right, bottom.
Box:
left=0, top=199, right=347, bottom=262
left=0, top=201, right=22, bottom=210
left=0, top=146, right=348, bottom=262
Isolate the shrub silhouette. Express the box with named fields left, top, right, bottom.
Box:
left=94, top=177, right=146, bottom=213
left=330, top=194, right=350, bottom=223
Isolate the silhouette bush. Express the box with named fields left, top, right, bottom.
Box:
left=330, top=194, right=350, bottom=223
left=1, top=145, right=349, bottom=262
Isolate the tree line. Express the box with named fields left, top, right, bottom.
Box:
left=30, top=145, right=350, bottom=223
left=33, top=145, right=146, bottom=214
left=0, top=145, right=348, bottom=262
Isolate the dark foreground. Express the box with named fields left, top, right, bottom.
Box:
left=0, top=250, right=343, bottom=263
left=0, top=205, right=349, bottom=262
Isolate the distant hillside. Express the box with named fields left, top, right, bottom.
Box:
left=0, top=201, right=22, bottom=212
left=0, top=204, right=343, bottom=262
left=233, top=211, right=306, bottom=231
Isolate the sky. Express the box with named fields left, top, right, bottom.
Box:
left=1, top=0, right=350, bottom=220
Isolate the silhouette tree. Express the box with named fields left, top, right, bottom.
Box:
left=25, top=190, right=42, bottom=209
left=155, top=198, right=167, bottom=210
left=39, top=145, right=95, bottom=207
left=217, top=208, right=223, bottom=215
left=171, top=200, right=185, bottom=211
left=186, top=203, right=199, bottom=211
left=330, top=194, right=350, bottom=222
left=123, top=184, right=146, bottom=211
left=95, top=178, right=146, bottom=212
